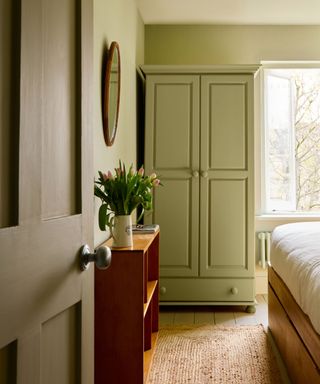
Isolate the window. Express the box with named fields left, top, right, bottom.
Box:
left=263, top=67, right=320, bottom=213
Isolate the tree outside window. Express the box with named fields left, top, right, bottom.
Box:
left=264, top=68, right=320, bottom=213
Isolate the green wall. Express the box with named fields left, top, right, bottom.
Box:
left=94, top=0, right=144, bottom=246
left=145, top=25, right=320, bottom=64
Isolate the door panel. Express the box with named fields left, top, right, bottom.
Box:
left=210, top=178, right=246, bottom=270
left=145, top=75, right=199, bottom=172
left=209, top=82, right=247, bottom=170
left=41, top=304, right=81, bottom=384
left=0, top=0, right=93, bottom=383
left=145, top=75, right=199, bottom=277
left=153, top=82, right=193, bottom=169
left=0, top=341, right=17, bottom=384
left=0, top=0, right=20, bottom=228
left=153, top=178, right=198, bottom=276
left=42, top=0, right=81, bottom=219
left=201, top=75, right=251, bottom=171
left=205, top=178, right=248, bottom=276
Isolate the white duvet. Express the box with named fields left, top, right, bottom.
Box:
left=271, top=221, right=320, bottom=335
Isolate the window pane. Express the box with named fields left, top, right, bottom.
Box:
left=265, top=72, right=296, bottom=211
left=294, top=70, right=320, bottom=212
left=264, top=68, right=320, bottom=213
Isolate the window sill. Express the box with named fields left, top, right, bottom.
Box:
left=256, top=214, right=320, bottom=221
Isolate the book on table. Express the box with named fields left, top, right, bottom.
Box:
left=132, top=224, right=159, bottom=234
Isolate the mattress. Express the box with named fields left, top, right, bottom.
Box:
left=270, top=221, right=320, bottom=335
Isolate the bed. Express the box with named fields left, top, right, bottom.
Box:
left=268, top=222, right=320, bottom=384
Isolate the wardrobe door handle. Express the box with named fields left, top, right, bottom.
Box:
left=201, top=171, right=208, bottom=178
left=192, top=171, right=199, bottom=178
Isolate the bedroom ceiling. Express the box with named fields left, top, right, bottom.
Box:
left=136, top=0, right=320, bottom=25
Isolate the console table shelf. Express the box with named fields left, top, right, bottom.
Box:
left=95, top=231, right=160, bottom=384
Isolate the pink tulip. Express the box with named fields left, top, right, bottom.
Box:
left=153, top=179, right=160, bottom=186
left=138, top=167, right=144, bottom=176
left=150, top=173, right=157, bottom=180
left=107, top=170, right=113, bottom=180
left=115, top=168, right=121, bottom=176
left=102, top=173, right=108, bottom=181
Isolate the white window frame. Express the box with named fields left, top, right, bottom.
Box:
left=264, top=70, right=296, bottom=212
left=261, top=61, right=320, bottom=216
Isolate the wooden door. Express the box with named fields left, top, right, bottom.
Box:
left=144, top=74, right=200, bottom=277
left=199, top=74, right=255, bottom=279
left=0, top=0, right=93, bottom=383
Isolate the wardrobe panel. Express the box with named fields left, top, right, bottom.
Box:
left=145, top=75, right=199, bottom=171
left=201, top=75, right=252, bottom=171
left=152, top=178, right=198, bottom=277
left=209, top=178, right=247, bottom=272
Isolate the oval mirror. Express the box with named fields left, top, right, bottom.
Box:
left=103, top=41, right=121, bottom=146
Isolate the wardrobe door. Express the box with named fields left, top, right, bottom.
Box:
left=199, top=74, right=255, bottom=279
left=144, top=74, right=200, bottom=277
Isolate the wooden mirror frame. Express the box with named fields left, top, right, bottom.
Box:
left=103, top=41, right=121, bottom=146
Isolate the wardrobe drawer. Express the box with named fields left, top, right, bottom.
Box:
left=159, top=277, right=255, bottom=303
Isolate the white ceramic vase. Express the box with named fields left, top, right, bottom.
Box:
left=112, top=215, right=133, bottom=248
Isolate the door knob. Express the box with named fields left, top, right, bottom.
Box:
left=80, top=244, right=112, bottom=271
left=201, top=171, right=208, bottom=178
left=160, top=286, right=167, bottom=295
left=231, top=287, right=239, bottom=295
left=192, top=170, right=199, bottom=178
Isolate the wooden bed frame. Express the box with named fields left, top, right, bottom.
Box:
left=268, top=265, right=320, bottom=383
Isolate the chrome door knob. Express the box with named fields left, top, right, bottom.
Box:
left=80, top=244, right=112, bottom=271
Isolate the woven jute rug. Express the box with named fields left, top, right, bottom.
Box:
left=147, top=324, right=283, bottom=384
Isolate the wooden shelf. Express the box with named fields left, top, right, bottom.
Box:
left=95, top=231, right=160, bottom=384
left=144, top=280, right=158, bottom=316
left=144, top=332, right=159, bottom=383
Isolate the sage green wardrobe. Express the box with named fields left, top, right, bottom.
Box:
left=142, top=66, right=259, bottom=312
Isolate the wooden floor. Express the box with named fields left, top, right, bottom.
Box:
left=157, top=294, right=291, bottom=383
left=160, top=294, right=268, bottom=327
